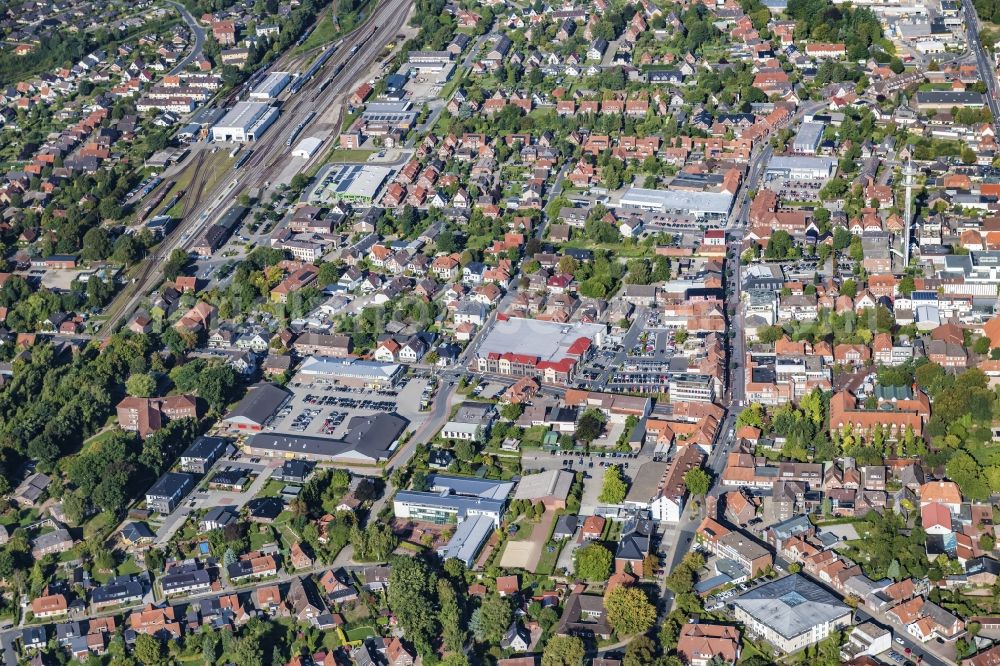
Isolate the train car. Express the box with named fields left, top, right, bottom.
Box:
left=233, top=150, right=254, bottom=170
left=136, top=181, right=174, bottom=223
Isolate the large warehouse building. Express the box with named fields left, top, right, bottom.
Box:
left=307, top=164, right=394, bottom=205
left=211, top=102, right=280, bottom=142
left=243, top=412, right=409, bottom=464
left=474, top=317, right=605, bottom=385
left=764, top=155, right=836, bottom=181
left=618, top=187, right=734, bottom=220
left=298, top=356, right=403, bottom=388
left=249, top=71, right=292, bottom=101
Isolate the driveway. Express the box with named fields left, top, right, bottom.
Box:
left=579, top=465, right=609, bottom=515
left=154, top=464, right=275, bottom=545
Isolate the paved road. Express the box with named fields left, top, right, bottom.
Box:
left=963, top=0, right=1000, bottom=129
left=166, top=0, right=206, bottom=75
left=854, top=607, right=953, bottom=666
left=364, top=378, right=460, bottom=520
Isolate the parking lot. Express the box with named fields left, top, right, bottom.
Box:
left=702, top=565, right=781, bottom=612
left=273, top=375, right=432, bottom=440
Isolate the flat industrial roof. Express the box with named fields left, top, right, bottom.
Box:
left=475, top=317, right=605, bottom=363
left=765, top=155, right=836, bottom=171
left=619, top=187, right=734, bottom=214
left=248, top=413, right=407, bottom=462
left=793, top=121, right=824, bottom=147
left=214, top=101, right=275, bottom=130
left=394, top=491, right=506, bottom=516
left=514, top=469, right=574, bottom=502
left=310, top=164, right=393, bottom=202
left=251, top=71, right=291, bottom=98
left=624, top=461, right=669, bottom=504
left=293, top=136, right=322, bottom=157
left=427, top=474, right=514, bottom=500
left=299, top=355, right=401, bottom=380
left=224, top=382, right=291, bottom=425
left=437, top=514, right=495, bottom=566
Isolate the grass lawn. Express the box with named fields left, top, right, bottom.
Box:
left=562, top=239, right=655, bottom=258
left=327, top=149, right=376, bottom=163
left=258, top=479, right=284, bottom=498
left=78, top=419, right=121, bottom=454
left=603, top=520, right=622, bottom=542
left=0, top=507, right=39, bottom=530
left=739, top=637, right=772, bottom=664
left=201, top=151, right=237, bottom=195
left=83, top=512, right=114, bottom=542
left=534, top=540, right=563, bottom=575
left=276, top=523, right=300, bottom=547
left=522, top=425, right=549, bottom=446
left=510, top=520, right=536, bottom=542
left=439, top=71, right=466, bottom=103
left=344, top=625, right=377, bottom=642
left=249, top=531, right=272, bottom=552
left=296, top=13, right=339, bottom=54
left=117, top=556, right=143, bottom=576
left=322, top=630, right=344, bottom=651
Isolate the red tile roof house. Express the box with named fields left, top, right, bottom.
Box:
left=385, top=638, right=415, bottom=666
left=582, top=516, right=606, bottom=540
left=31, top=593, right=68, bottom=619
left=212, top=20, right=237, bottom=45
left=496, top=575, right=520, bottom=597
left=677, top=622, right=741, bottom=666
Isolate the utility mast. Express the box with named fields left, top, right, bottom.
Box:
left=903, top=159, right=915, bottom=269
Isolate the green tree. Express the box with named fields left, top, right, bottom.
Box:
left=350, top=521, right=398, bottom=561
left=574, top=542, right=612, bottom=581
left=542, top=635, right=585, bottom=666
left=125, top=372, right=157, bottom=398
left=576, top=409, right=605, bottom=443
left=598, top=465, right=627, bottom=504
left=437, top=579, right=466, bottom=652
left=683, top=468, right=711, bottom=497
left=133, top=634, right=163, bottom=665
left=604, top=586, right=656, bottom=636
left=81, top=227, right=113, bottom=262
left=500, top=402, right=523, bottom=420
left=623, top=635, right=656, bottom=666
left=388, top=556, right=439, bottom=656
left=946, top=450, right=990, bottom=501
left=475, top=594, right=512, bottom=644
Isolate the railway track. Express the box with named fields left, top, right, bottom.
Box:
left=97, top=0, right=414, bottom=337
left=188, top=150, right=209, bottom=208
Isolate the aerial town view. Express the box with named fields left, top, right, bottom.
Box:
left=10, top=0, right=1000, bottom=663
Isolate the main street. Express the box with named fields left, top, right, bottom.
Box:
left=963, top=0, right=1000, bottom=128
left=98, top=0, right=415, bottom=336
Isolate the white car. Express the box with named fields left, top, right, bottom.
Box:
left=894, top=637, right=905, bottom=645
